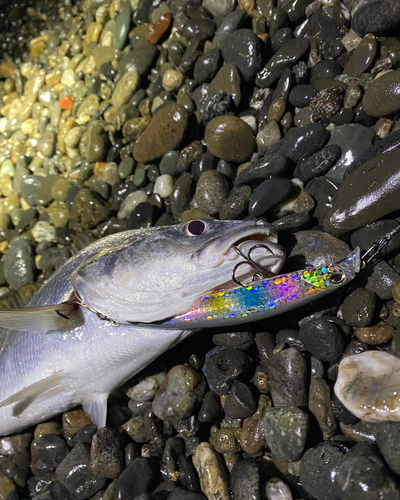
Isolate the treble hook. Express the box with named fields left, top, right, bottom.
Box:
left=360, top=224, right=400, bottom=269
left=231, top=244, right=276, bottom=287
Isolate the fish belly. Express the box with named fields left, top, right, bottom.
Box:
left=0, top=308, right=191, bottom=435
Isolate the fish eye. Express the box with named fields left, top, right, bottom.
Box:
left=186, top=220, right=208, bottom=236
left=329, top=273, right=346, bottom=284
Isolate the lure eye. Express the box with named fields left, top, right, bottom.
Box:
left=186, top=220, right=208, bottom=236
left=329, top=273, right=346, bottom=285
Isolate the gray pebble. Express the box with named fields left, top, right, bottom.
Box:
left=195, top=170, right=230, bottom=216
left=299, top=318, right=346, bottom=362
left=262, top=406, right=308, bottom=461
left=268, top=347, right=307, bottom=407
left=89, top=428, right=123, bottom=479
left=366, top=260, right=399, bottom=300
left=248, top=177, right=292, bottom=217
left=4, top=238, right=34, bottom=291
left=203, top=347, right=249, bottom=396
left=224, top=380, right=257, bottom=419
left=219, top=186, right=251, bottom=220
left=341, top=288, right=376, bottom=328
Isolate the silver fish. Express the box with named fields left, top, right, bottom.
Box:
left=0, top=219, right=284, bottom=435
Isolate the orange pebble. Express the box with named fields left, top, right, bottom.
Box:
left=58, top=95, right=74, bottom=110
left=147, top=12, right=172, bottom=44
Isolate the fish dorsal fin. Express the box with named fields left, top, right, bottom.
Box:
left=81, top=396, right=108, bottom=430
left=0, top=302, right=82, bottom=332
left=0, top=371, right=65, bottom=416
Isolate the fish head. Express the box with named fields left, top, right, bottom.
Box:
left=70, top=219, right=286, bottom=323
left=299, top=247, right=360, bottom=290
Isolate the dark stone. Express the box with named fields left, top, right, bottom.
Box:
left=351, top=220, right=400, bottom=256
left=331, top=394, right=359, bottom=425
left=262, top=407, right=308, bottom=461
left=294, top=145, right=341, bottom=182
left=212, top=331, right=254, bottom=351
left=215, top=10, right=246, bottom=35
left=182, top=16, right=216, bottom=42
left=352, top=0, right=400, bottom=36
left=336, top=442, right=400, bottom=499
left=326, top=124, right=375, bottom=183
left=127, top=202, right=155, bottom=230
left=231, top=460, right=260, bottom=500
left=224, top=380, right=257, bottom=419
left=256, top=38, right=309, bottom=88
left=28, top=471, right=56, bottom=498
left=272, top=68, right=292, bottom=102
left=365, top=260, right=399, bottom=300
left=272, top=212, right=311, bottom=233
left=306, top=176, right=339, bottom=225
left=55, top=443, right=106, bottom=499
left=219, top=186, right=251, bottom=220
left=31, top=435, right=68, bottom=471
left=203, top=347, right=249, bottom=396
left=299, top=318, right=346, bottom=362
left=170, top=172, right=194, bottom=217
left=376, top=422, right=400, bottom=475
left=267, top=347, right=307, bottom=407
left=269, top=7, right=288, bottom=35
left=193, top=48, right=221, bottom=85
left=234, top=153, right=287, bottom=186
left=118, top=39, right=158, bottom=76
left=271, top=28, right=293, bottom=53
left=114, top=457, right=159, bottom=499
left=345, top=129, right=400, bottom=179
left=299, top=443, right=346, bottom=500
left=198, top=391, right=222, bottom=423
left=220, top=29, right=261, bottom=82
left=264, top=122, right=329, bottom=162
left=202, top=92, right=233, bottom=125
left=31, top=481, right=75, bottom=500
left=168, top=488, right=206, bottom=499
left=341, top=288, right=376, bottom=328
left=324, top=149, right=400, bottom=234
left=255, top=332, right=276, bottom=365
left=4, top=237, right=34, bottom=290
left=20, top=175, right=42, bottom=206
left=248, top=177, right=292, bottom=217
left=191, top=151, right=217, bottom=181
left=90, top=427, right=123, bottom=479
left=310, top=60, right=343, bottom=85
left=288, top=84, right=317, bottom=108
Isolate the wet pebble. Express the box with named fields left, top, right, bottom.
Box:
left=195, top=170, right=230, bottom=216
left=89, top=428, right=123, bottom=479
left=299, top=318, right=346, bottom=363
left=114, top=457, right=158, bottom=499
left=203, top=347, right=249, bottom=396
left=309, top=378, right=337, bottom=440
left=299, top=443, right=345, bottom=500
left=248, top=177, right=292, bottom=218
left=262, top=406, right=308, bottom=462
left=55, top=443, right=106, bottom=499
left=366, top=260, right=399, bottom=300
left=230, top=460, right=260, bottom=500
left=363, top=69, right=400, bottom=118
left=192, top=442, right=229, bottom=500
left=224, top=380, right=257, bottom=419
left=336, top=442, right=400, bottom=500
left=376, top=422, right=400, bottom=475
left=341, top=288, right=376, bottom=327
left=219, top=185, right=251, bottom=220
left=352, top=0, right=400, bottom=36
left=234, top=153, right=287, bottom=186
left=268, top=348, right=307, bottom=407
left=265, top=122, right=328, bottom=162
left=152, top=365, right=206, bottom=422
left=133, top=103, right=188, bottom=163
left=354, top=322, right=395, bottom=345
left=293, top=145, right=341, bottom=183
left=4, top=238, right=34, bottom=290
left=205, top=115, right=255, bottom=162
left=220, top=29, right=261, bottom=82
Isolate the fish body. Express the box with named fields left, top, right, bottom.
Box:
left=0, top=220, right=359, bottom=435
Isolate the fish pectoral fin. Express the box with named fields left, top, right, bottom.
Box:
left=0, top=302, right=82, bottom=332
left=0, top=371, right=65, bottom=416
left=82, top=396, right=108, bottom=430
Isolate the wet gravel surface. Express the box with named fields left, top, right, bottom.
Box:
left=1, top=0, right=400, bottom=498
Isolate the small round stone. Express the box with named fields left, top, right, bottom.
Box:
left=162, top=69, right=184, bottom=92
left=205, top=115, right=255, bottom=162
left=262, top=406, right=308, bottom=462
left=195, top=170, right=230, bottom=216
left=153, top=174, right=175, bottom=198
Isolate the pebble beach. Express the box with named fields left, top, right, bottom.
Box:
left=1, top=0, right=400, bottom=498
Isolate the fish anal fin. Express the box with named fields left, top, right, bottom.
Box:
left=0, top=302, right=82, bottom=332
left=82, top=396, right=108, bottom=430
left=0, top=371, right=65, bottom=416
